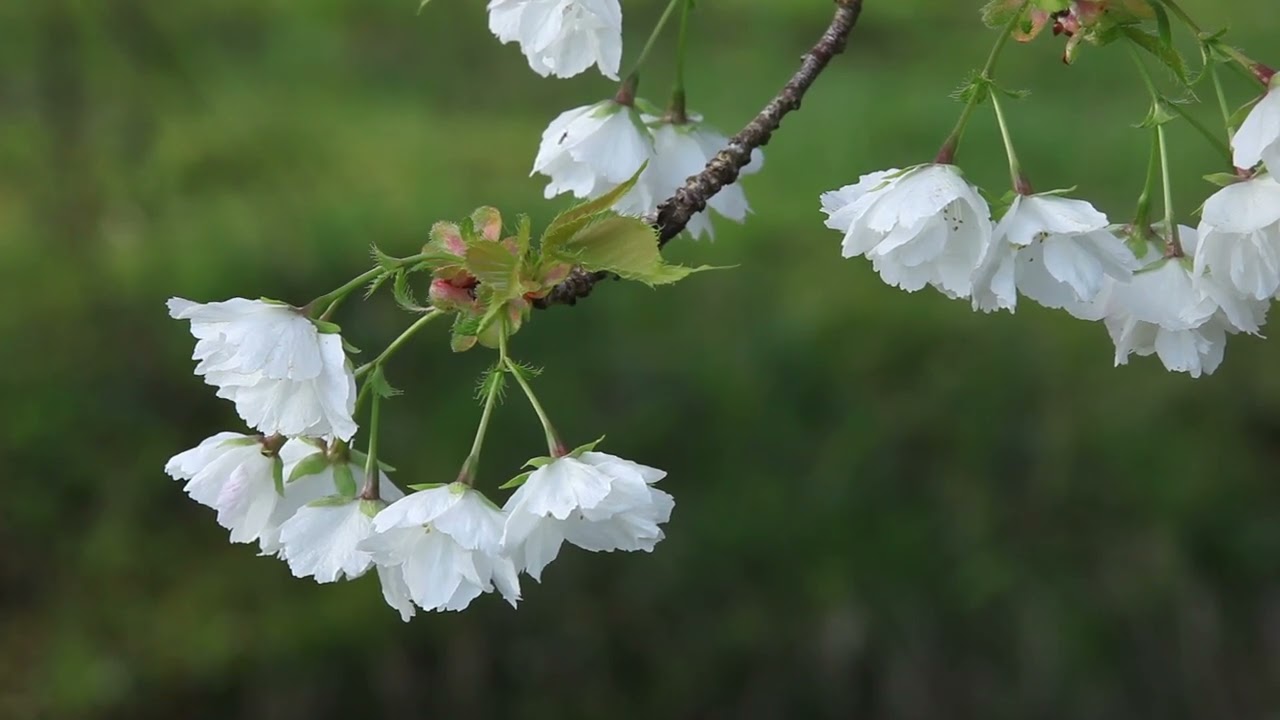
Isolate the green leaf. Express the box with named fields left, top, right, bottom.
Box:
left=548, top=214, right=710, bottom=286
left=307, top=494, right=358, bottom=508
left=333, top=462, right=358, bottom=497
left=465, top=241, right=521, bottom=300
left=498, top=471, right=534, bottom=490
left=288, top=451, right=330, bottom=483
left=540, top=162, right=647, bottom=249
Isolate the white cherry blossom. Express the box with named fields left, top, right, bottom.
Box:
left=1232, top=80, right=1280, bottom=172
left=277, top=467, right=403, bottom=584
left=821, top=164, right=993, bottom=298
left=502, top=451, right=673, bottom=581
left=532, top=100, right=652, bottom=201
left=1193, top=175, right=1280, bottom=300
left=488, top=0, right=623, bottom=80
left=972, top=193, right=1138, bottom=313
left=164, top=432, right=282, bottom=544
left=168, top=298, right=357, bottom=441
left=359, top=484, right=521, bottom=613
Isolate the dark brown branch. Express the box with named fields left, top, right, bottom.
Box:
left=535, top=0, right=865, bottom=308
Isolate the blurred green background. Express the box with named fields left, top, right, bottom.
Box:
left=4, top=0, right=1280, bottom=717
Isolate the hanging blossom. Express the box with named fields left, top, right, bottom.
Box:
left=1232, top=78, right=1280, bottom=173
left=165, top=432, right=285, bottom=544
left=168, top=298, right=358, bottom=441
left=488, top=0, right=623, bottom=80
left=972, top=193, right=1139, bottom=313
left=1072, top=226, right=1268, bottom=378
left=532, top=99, right=652, bottom=200
left=821, top=165, right=994, bottom=298
left=359, top=484, right=521, bottom=614
left=501, top=451, right=673, bottom=581
left=614, top=113, right=763, bottom=240
left=1193, top=175, right=1280, bottom=301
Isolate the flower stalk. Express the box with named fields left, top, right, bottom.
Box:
left=936, top=0, right=1029, bottom=164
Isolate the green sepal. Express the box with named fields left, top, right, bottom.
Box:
left=288, top=451, right=330, bottom=484
left=450, top=313, right=481, bottom=353
left=311, top=319, right=343, bottom=334
left=272, top=456, right=285, bottom=496
left=498, top=471, right=533, bottom=490
left=333, top=462, right=358, bottom=497
left=393, top=270, right=432, bottom=314
left=307, top=494, right=358, bottom=508
left=258, top=297, right=290, bottom=306
left=407, top=482, right=448, bottom=491
left=359, top=499, right=384, bottom=518
left=1227, top=96, right=1262, bottom=133
left=1204, top=172, right=1245, bottom=188
left=342, top=338, right=362, bottom=354
left=566, top=436, right=605, bottom=458
left=219, top=436, right=262, bottom=448
left=1135, top=99, right=1177, bottom=129
left=367, top=365, right=402, bottom=399
left=524, top=456, right=555, bottom=469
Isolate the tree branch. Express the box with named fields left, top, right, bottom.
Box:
left=535, top=0, right=865, bottom=308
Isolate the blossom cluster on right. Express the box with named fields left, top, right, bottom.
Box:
left=821, top=38, right=1280, bottom=379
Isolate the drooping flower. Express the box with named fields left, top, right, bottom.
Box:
left=277, top=466, right=403, bottom=584
left=1078, top=227, right=1267, bottom=378
left=359, top=484, right=521, bottom=613
left=615, top=114, right=763, bottom=240
left=164, top=432, right=283, bottom=544
left=532, top=99, right=652, bottom=201
left=488, top=0, right=623, bottom=80
left=1193, top=175, right=1280, bottom=300
left=1232, top=80, right=1280, bottom=172
left=972, top=193, right=1138, bottom=313
left=502, top=451, right=674, bottom=581
left=821, top=165, right=994, bottom=298
left=168, top=298, right=358, bottom=441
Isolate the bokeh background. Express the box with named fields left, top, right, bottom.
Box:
left=4, top=0, right=1280, bottom=717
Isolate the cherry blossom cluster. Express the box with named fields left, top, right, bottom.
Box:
left=166, top=186, right=687, bottom=618
left=821, top=1, right=1280, bottom=378
left=166, top=297, right=673, bottom=619
left=483, top=0, right=758, bottom=239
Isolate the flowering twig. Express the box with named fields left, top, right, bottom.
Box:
left=535, top=0, right=865, bottom=308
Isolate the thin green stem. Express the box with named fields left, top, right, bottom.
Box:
left=1209, top=63, right=1235, bottom=145
left=936, top=0, right=1029, bottom=164
left=1156, top=124, right=1184, bottom=258
left=989, top=91, right=1031, bottom=194
left=307, top=266, right=384, bottom=318
left=505, top=358, right=564, bottom=457
left=354, top=309, right=442, bottom=378
left=1133, top=129, right=1160, bottom=232
left=666, top=0, right=693, bottom=123
left=1158, top=0, right=1202, bottom=34
left=458, top=372, right=502, bottom=487
left=359, top=390, right=382, bottom=500
left=625, top=0, right=682, bottom=82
